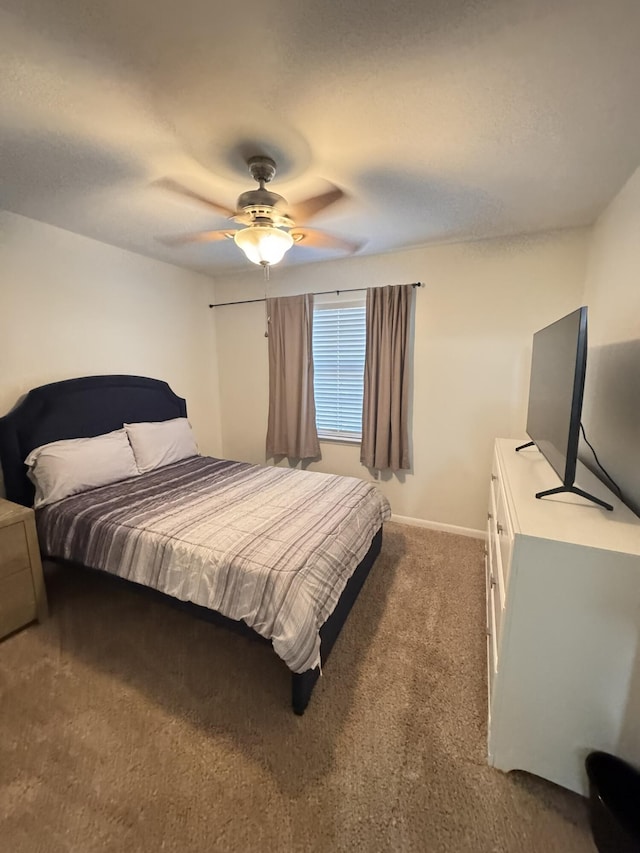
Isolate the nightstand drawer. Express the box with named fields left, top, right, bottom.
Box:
left=0, top=568, right=37, bottom=637
left=0, top=522, right=31, bottom=580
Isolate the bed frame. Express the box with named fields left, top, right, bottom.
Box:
left=0, top=375, right=383, bottom=715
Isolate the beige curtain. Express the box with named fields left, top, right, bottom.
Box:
left=360, top=284, right=413, bottom=471
left=266, top=294, right=321, bottom=460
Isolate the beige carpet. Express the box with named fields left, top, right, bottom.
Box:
left=0, top=523, right=593, bottom=853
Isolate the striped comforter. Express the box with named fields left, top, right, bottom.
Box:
left=36, top=456, right=390, bottom=673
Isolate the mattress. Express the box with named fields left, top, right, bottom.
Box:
left=36, top=456, right=390, bottom=673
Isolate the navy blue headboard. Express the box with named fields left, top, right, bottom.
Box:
left=0, top=375, right=187, bottom=507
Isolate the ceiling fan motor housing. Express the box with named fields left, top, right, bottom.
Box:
left=238, top=155, right=288, bottom=216
left=236, top=159, right=293, bottom=226
left=237, top=188, right=286, bottom=210
left=247, top=155, right=277, bottom=185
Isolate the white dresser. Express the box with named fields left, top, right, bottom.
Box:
left=486, top=438, right=640, bottom=795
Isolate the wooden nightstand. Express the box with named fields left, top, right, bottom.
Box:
left=0, top=498, right=48, bottom=639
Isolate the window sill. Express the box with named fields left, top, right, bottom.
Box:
left=318, top=434, right=362, bottom=446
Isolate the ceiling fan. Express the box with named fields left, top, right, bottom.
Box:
left=157, top=156, right=364, bottom=268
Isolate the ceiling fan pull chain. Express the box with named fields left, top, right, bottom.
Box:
left=264, top=267, right=270, bottom=337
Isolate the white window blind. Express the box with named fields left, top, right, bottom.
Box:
left=312, top=301, right=366, bottom=440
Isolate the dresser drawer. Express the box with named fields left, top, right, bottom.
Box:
left=487, top=568, right=498, bottom=687
left=0, top=522, right=31, bottom=580
left=0, top=568, right=37, bottom=637
left=488, top=482, right=506, bottom=605
left=485, top=531, right=491, bottom=631
left=491, top=454, right=515, bottom=590
left=486, top=531, right=502, bottom=633
left=495, top=481, right=514, bottom=588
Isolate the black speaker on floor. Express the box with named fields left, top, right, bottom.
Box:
left=586, top=751, right=640, bottom=853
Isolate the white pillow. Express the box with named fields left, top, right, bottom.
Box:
left=124, top=418, right=198, bottom=473
left=25, top=429, right=139, bottom=508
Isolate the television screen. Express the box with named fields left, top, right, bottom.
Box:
left=525, top=306, right=588, bottom=487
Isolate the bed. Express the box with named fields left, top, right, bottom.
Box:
left=0, top=375, right=389, bottom=714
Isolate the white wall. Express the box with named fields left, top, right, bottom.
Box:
left=0, top=211, right=222, bottom=494
left=213, top=229, right=589, bottom=531
left=580, top=166, right=640, bottom=516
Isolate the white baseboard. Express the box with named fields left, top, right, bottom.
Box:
left=390, top=513, right=486, bottom=540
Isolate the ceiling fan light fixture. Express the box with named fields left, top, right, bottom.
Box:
left=234, top=224, right=294, bottom=267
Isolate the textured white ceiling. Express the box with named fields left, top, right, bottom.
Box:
left=1, top=0, right=639, bottom=275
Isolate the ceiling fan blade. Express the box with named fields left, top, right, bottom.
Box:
left=288, top=185, right=346, bottom=222
left=290, top=228, right=364, bottom=254
left=154, top=178, right=237, bottom=218
left=158, top=230, right=237, bottom=246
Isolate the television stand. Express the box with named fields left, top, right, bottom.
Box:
left=535, top=485, right=613, bottom=511
left=514, top=441, right=614, bottom=509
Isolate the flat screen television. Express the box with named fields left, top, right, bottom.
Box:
left=517, top=306, right=613, bottom=510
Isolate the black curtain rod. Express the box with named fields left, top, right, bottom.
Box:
left=208, top=282, right=422, bottom=309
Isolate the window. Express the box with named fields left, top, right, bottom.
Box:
left=312, top=300, right=366, bottom=441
